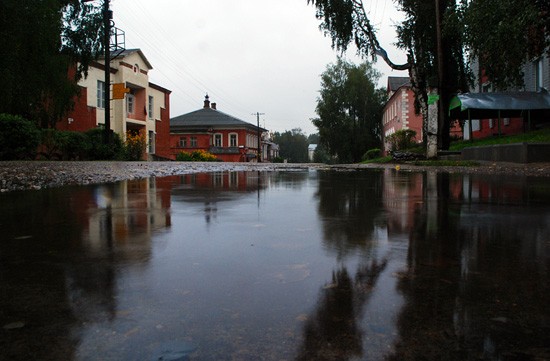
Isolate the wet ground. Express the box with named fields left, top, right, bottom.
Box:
left=1, top=169, right=549, bottom=360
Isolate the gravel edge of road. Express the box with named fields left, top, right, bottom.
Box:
left=1, top=160, right=550, bottom=193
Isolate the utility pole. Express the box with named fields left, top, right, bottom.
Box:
left=103, top=0, right=112, bottom=144
left=253, top=112, right=265, bottom=162
left=435, top=0, right=446, bottom=151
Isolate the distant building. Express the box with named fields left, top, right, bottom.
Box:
left=308, top=144, right=317, bottom=161
left=381, top=77, right=423, bottom=154
left=60, top=49, right=172, bottom=160
left=169, top=95, right=269, bottom=162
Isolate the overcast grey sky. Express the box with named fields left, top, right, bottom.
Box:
left=111, top=0, right=407, bottom=135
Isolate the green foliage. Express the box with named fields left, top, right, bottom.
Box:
left=462, top=0, right=549, bottom=89
left=0, top=114, right=41, bottom=160
left=272, top=156, right=285, bottom=163
left=362, top=148, right=381, bottom=161
left=272, top=128, right=309, bottom=163
left=314, top=57, right=385, bottom=163
left=85, top=128, right=123, bottom=160
left=0, top=0, right=103, bottom=127
left=123, top=131, right=147, bottom=161
left=450, top=128, right=550, bottom=151
left=176, top=150, right=219, bottom=162
left=312, top=144, right=333, bottom=164
left=386, top=129, right=417, bottom=152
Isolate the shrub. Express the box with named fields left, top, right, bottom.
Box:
left=362, top=148, right=381, bottom=161
left=61, top=131, right=90, bottom=160
left=176, top=149, right=218, bottom=162
left=124, top=130, right=147, bottom=161
left=0, top=113, right=41, bottom=160
left=39, top=129, right=64, bottom=160
left=85, top=128, right=123, bottom=160
left=386, top=129, right=417, bottom=152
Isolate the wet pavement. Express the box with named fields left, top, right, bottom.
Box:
left=0, top=169, right=549, bottom=360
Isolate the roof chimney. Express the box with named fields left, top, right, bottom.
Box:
left=211, top=102, right=217, bottom=110
left=203, top=94, right=210, bottom=108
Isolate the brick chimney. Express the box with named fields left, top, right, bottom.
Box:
left=211, top=102, right=217, bottom=110
left=203, top=94, right=210, bottom=108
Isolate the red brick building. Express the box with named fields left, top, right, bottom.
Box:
left=169, top=96, right=268, bottom=162
left=382, top=77, right=423, bottom=154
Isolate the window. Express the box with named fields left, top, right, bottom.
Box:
left=179, top=137, right=187, bottom=148
left=214, top=133, right=222, bottom=147
left=133, top=63, right=140, bottom=73
left=148, top=130, right=155, bottom=153
left=229, top=133, right=237, bottom=147
left=503, top=117, right=510, bottom=126
left=148, top=96, right=154, bottom=119
left=127, top=93, right=135, bottom=114
left=190, top=136, right=197, bottom=147
left=97, top=80, right=106, bottom=108
left=535, top=58, right=543, bottom=91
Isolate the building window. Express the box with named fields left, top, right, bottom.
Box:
left=214, top=133, right=222, bottom=147
left=229, top=133, right=237, bottom=147
left=127, top=93, right=135, bottom=114
left=535, top=58, right=543, bottom=91
left=133, top=63, right=140, bottom=73
left=190, top=136, right=197, bottom=147
left=97, top=80, right=106, bottom=108
left=148, top=130, right=155, bottom=153
left=503, top=117, right=510, bottom=126
left=179, top=137, right=187, bottom=148
left=148, top=96, right=154, bottom=119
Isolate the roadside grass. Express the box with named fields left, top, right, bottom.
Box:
left=449, top=128, right=550, bottom=151
left=362, top=128, right=550, bottom=166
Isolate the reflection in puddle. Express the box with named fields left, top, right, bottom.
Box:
left=0, top=170, right=548, bottom=360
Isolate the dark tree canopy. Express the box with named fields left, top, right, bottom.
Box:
left=272, top=128, right=310, bottom=163
left=313, top=57, right=385, bottom=163
left=0, top=0, right=103, bottom=127
left=462, top=0, right=549, bottom=89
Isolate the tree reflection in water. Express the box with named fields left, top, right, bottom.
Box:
left=296, top=260, right=387, bottom=361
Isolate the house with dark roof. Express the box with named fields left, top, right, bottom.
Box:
left=170, top=95, right=268, bottom=162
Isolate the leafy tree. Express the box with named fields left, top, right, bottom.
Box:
left=0, top=0, right=103, bottom=128
left=308, top=0, right=470, bottom=151
left=313, top=57, right=385, bottom=163
left=272, top=128, right=310, bottom=163
left=462, top=0, right=549, bottom=89
left=308, top=133, right=321, bottom=144
left=0, top=114, right=41, bottom=160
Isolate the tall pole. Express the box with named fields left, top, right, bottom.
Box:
left=255, top=112, right=265, bottom=162
left=435, top=0, right=446, bottom=150
left=103, top=0, right=111, bottom=144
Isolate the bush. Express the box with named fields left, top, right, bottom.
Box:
left=386, top=129, right=417, bottom=152
left=124, top=130, right=147, bottom=161
left=39, top=129, right=64, bottom=160
left=61, top=131, right=90, bottom=160
left=85, top=128, right=123, bottom=160
left=362, top=148, right=381, bottom=161
left=176, top=149, right=218, bottom=162
left=0, top=114, right=41, bottom=160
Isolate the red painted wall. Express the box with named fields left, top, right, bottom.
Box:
left=58, top=87, right=97, bottom=132
left=154, top=92, right=172, bottom=159
left=170, top=128, right=258, bottom=162
left=471, top=117, right=524, bottom=139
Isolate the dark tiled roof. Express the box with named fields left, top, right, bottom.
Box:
left=388, top=76, right=410, bottom=91
left=171, top=107, right=266, bottom=131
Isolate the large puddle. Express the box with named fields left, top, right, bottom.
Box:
left=1, top=169, right=549, bottom=360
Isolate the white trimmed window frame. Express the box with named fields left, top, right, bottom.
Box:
left=229, top=133, right=238, bottom=147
